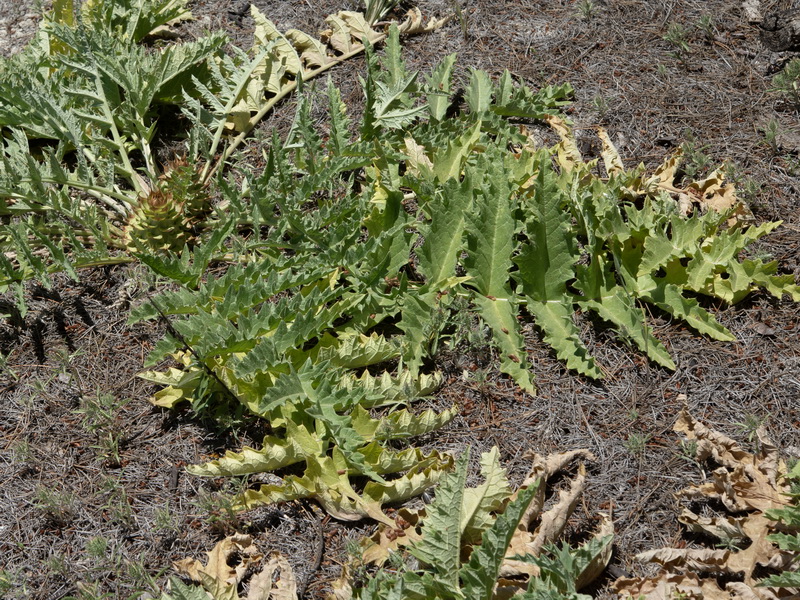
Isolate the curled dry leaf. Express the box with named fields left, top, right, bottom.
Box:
left=613, top=406, right=797, bottom=600
left=521, top=463, right=587, bottom=556
left=173, top=535, right=296, bottom=600
left=247, top=552, right=297, bottom=600
left=534, top=448, right=596, bottom=480
left=651, top=146, right=683, bottom=188
left=679, top=507, right=748, bottom=545
left=502, top=450, right=598, bottom=579
left=597, top=127, right=624, bottom=175
left=395, top=8, right=451, bottom=35
left=613, top=571, right=710, bottom=600
left=544, top=114, right=584, bottom=169
left=635, top=547, right=728, bottom=572
left=686, top=168, right=740, bottom=214
left=174, top=533, right=262, bottom=587
left=674, top=406, right=786, bottom=512
left=517, top=448, right=595, bottom=533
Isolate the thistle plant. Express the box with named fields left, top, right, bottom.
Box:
left=339, top=448, right=612, bottom=600
left=0, top=0, right=447, bottom=313
left=134, top=28, right=799, bottom=525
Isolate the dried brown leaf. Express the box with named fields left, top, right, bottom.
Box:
left=173, top=557, right=203, bottom=583
left=652, top=147, right=683, bottom=188
left=635, top=547, right=729, bottom=572
left=528, top=462, right=587, bottom=555
left=686, top=168, right=738, bottom=213
left=615, top=407, right=796, bottom=596
left=576, top=513, right=614, bottom=590
left=206, top=534, right=262, bottom=586
left=360, top=508, right=423, bottom=565
left=678, top=508, right=748, bottom=543
left=502, top=453, right=595, bottom=578
left=674, top=407, right=787, bottom=512
left=494, top=579, right=526, bottom=599
left=613, top=571, right=715, bottom=600
left=725, top=582, right=762, bottom=600
left=396, top=8, right=450, bottom=34
left=517, top=449, right=594, bottom=533
left=173, top=534, right=265, bottom=600
left=251, top=552, right=297, bottom=600
left=598, top=127, right=624, bottom=175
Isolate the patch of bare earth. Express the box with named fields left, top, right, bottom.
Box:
left=2, top=0, right=800, bottom=598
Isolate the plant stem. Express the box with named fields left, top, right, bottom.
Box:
left=205, top=37, right=388, bottom=183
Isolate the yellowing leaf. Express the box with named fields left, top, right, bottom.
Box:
left=403, top=137, right=434, bottom=178
left=323, top=15, right=359, bottom=54
left=235, top=447, right=452, bottom=526
left=336, top=12, right=382, bottom=45
left=461, top=447, right=513, bottom=543
left=544, top=114, right=582, bottom=170
left=284, top=29, right=333, bottom=69
left=249, top=6, right=299, bottom=96
left=397, top=8, right=451, bottom=35
left=250, top=6, right=302, bottom=76
left=597, top=127, right=624, bottom=175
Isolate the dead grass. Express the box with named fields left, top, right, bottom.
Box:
left=2, top=0, right=800, bottom=598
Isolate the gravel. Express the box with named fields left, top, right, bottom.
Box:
left=0, top=0, right=47, bottom=57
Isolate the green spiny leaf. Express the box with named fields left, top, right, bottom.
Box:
left=473, top=294, right=535, bottom=393
left=417, top=175, right=473, bottom=284
left=426, top=53, right=457, bottom=121
left=430, top=121, right=482, bottom=183
left=409, top=449, right=469, bottom=586
left=461, top=447, right=512, bottom=545
left=465, top=68, right=492, bottom=114
left=515, top=154, right=600, bottom=378
left=464, top=153, right=516, bottom=298
left=459, top=478, right=540, bottom=600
